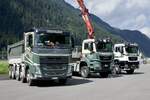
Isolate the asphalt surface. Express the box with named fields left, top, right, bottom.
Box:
left=0, top=64, right=150, bottom=100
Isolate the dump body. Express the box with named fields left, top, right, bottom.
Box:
left=8, top=41, right=24, bottom=64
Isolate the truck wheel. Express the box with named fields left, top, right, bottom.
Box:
left=11, top=65, right=16, bottom=79
left=21, top=75, right=26, bottom=83
left=111, top=67, right=116, bottom=76
left=59, top=79, right=67, bottom=85
left=16, top=66, right=20, bottom=81
left=26, top=69, right=34, bottom=86
left=8, top=65, right=12, bottom=79
left=126, top=69, right=134, bottom=74
left=115, top=64, right=121, bottom=74
left=100, top=72, right=109, bottom=78
left=20, top=65, right=27, bottom=83
left=80, top=66, right=89, bottom=78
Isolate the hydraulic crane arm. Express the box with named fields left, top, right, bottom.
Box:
left=76, top=0, right=94, bottom=39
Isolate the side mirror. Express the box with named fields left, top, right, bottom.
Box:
left=120, top=49, right=123, bottom=54
left=71, top=37, right=75, bottom=48
left=89, top=43, right=94, bottom=53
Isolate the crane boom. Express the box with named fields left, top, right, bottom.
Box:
left=76, top=0, right=94, bottom=39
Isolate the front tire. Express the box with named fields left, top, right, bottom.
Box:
left=80, top=66, right=89, bottom=78
left=26, top=69, right=34, bottom=86
left=20, top=65, right=27, bottom=83
left=8, top=65, right=12, bottom=79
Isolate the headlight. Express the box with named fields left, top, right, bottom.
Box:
left=67, top=65, right=72, bottom=74
left=33, top=63, right=41, bottom=75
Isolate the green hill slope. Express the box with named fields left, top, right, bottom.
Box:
left=3, top=0, right=150, bottom=57
left=0, top=0, right=121, bottom=51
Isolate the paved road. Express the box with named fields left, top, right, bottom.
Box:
left=0, top=64, right=150, bottom=100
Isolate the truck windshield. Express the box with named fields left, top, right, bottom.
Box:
left=96, top=42, right=112, bottom=52
left=35, top=32, right=70, bottom=48
left=125, top=46, right=138, bottom=53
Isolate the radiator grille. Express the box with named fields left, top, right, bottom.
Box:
left=128, top=57, right=138, bottom=61
left=40, top=64, right=67, bottom=76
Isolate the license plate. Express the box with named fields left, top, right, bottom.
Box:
left=52, top=77, right=58, bottom=80
left=104, top=65, right=109, bottom=67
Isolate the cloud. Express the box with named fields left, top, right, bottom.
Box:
left=86, top=0, right=122, bottom=17
left=134, top=14, right=147, bottom=29
left=65, top=0, right=150, bottom=38
left=126, top=0, right=150, bottom=9
left=140, top=27, right=150, bottom=38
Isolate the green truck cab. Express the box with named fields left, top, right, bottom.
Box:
left=72, top=38, right=114, bottom=78
left=8, top=28, right=73, bottom=86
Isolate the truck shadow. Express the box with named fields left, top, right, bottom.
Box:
left=108, top=74, right=123, bottom=78
left=122, top=71, right=145, bottom=75
left=36, top=77, right=93, bottom=87
left=73, top=73, right=123, bottom=79
left=67, top=78, right=93, bottom=86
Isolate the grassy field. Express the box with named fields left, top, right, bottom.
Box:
left=0, top=61, right=8, bottom=74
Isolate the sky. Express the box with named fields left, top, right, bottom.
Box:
left=65, top=0, right=150, bottom=38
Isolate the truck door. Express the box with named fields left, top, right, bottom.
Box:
left=25, top=32, right=34, bottom=52
left=82, top=41, right=96, bottom=58
left=114, top=47, right=122, bottom=57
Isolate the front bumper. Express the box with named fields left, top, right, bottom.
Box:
left=32, top=64, right=72, bottom=80
left=32, top=75, right=71, bottom=81
left=89, top=61, right=113, bottom=73
left=119, top=61, right=139, bottom=69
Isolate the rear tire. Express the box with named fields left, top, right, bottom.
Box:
left=16, top=65, right=20, bottom=81
left=20, top=65, right=27, bottom=83
left=8, top=65, right=12, bottom=79
left=80, top=66, right=89, bottom=78
left=11, top=65, right=16, bottom=79
left=126, top=69, right=134, bottom=74
left=21, top=76, right=26, bottom=83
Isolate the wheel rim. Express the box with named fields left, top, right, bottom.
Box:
left=20, top=69, right=23, bottom=80
left=115, top=65, right=121, bottom=74
left=112, top=67, right=116, bottom=75
left=26, top=70, right=30, bottom=83
left=8, top=67, right=12, bottom=78
left=16, top=67, right=20, bottom=80
left=11, top=70, right=15, bottom=79
left=81, top=67, right=88, bottom=77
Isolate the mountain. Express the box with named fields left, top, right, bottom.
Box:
left=91, top=15, right=150, bottom=56
left=0, top=0, right=150, bottom=57
left=0, top=0, right=121, bottom=51
left=113, top=30, right=150, bottom=57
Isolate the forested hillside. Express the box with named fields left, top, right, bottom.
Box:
left=0, top=0, right=121, bottom=52
left=0, top=0, right=150, bottom=57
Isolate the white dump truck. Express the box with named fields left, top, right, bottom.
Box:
left=113, top=43, right=140, bottom=74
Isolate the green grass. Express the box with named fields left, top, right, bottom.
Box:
left=0, top=61, right=9, bottom=74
